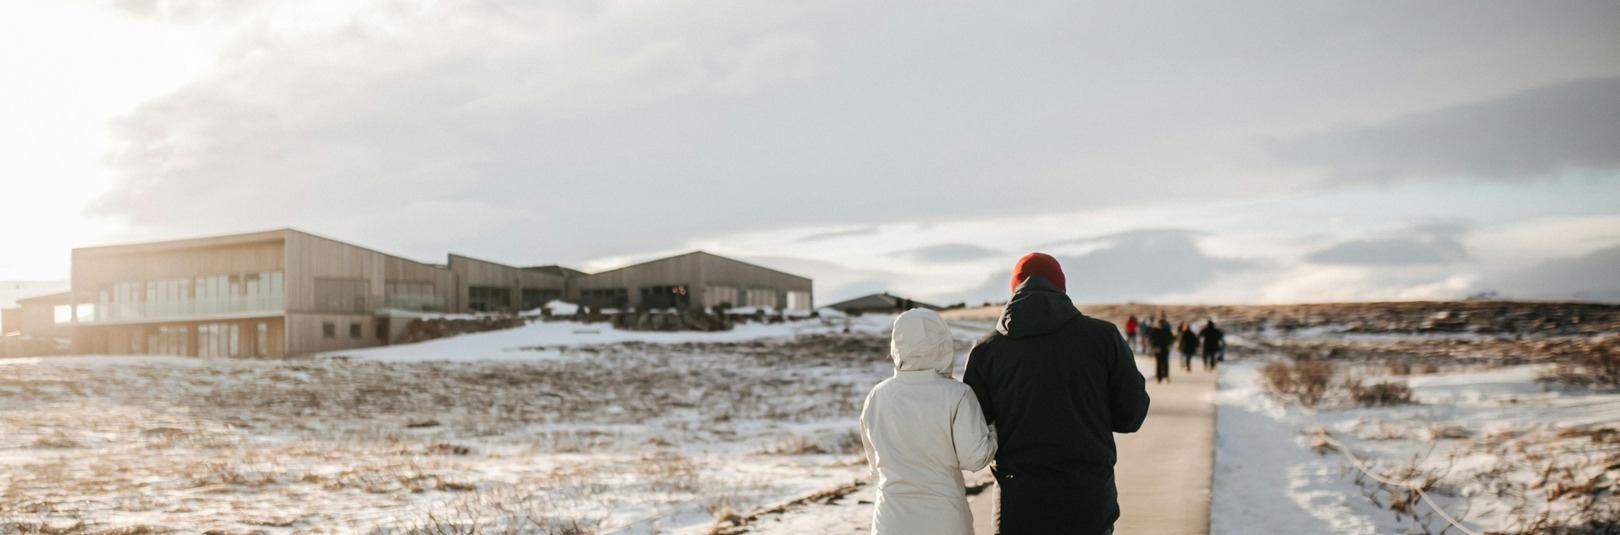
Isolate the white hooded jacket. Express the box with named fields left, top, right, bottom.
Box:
left=859, top=309, right=997, bottom=535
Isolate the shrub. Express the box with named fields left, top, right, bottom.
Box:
left=1260, top=359, right=1337, bottom=407
left=1539, top=342, right=1620, bottom=389
left=1344, top=378, right=1416, bottom=407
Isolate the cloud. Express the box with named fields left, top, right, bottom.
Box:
left=793, top=227, right=880, bottom=243
left=1488, top=244, right=1620, bottom=302
left=889, top=243, right=1002, bottom=263
left=1274, top=77, right=1620, bottom=182
left=735, top=255, right=908, bottom=304
left=960, top=229, right=1258, bottom=303
left=712, top=34, right=825, bottom=96
left=1307, top=223, right=1471, bottom=266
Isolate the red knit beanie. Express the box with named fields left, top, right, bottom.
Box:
left=1010, top=252, right=1065, bottom=293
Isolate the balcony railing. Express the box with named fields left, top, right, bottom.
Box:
left=87, top=296, right=285, bottom=323
left=382, top=295, right=446, bottom=312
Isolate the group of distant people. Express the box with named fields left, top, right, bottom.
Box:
left=1124, top=313, right=1224, bottom=384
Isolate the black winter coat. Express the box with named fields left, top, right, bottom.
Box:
left=1178, top=330, right=1200, bottom=356
left=964, top=276, right=1152, bottom=535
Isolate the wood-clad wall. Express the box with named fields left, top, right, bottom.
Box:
left=284, top=231, right=458, bottom=313
left=569, top=253, right=705, bottom=292
left=447, top=254, right=564, bottom=311
left=72, top=230, right=287, bottom=296
left=567, top=252, right=812, bottom=309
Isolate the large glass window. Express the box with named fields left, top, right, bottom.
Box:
left=385, top=282, right=443, bottom=311
left=705, top=286, right=739, bottom=310
left=640, top=285, right=690, bottom=310
left=198, top=323, right=240, bottom=358
left=467, top=286, right=512, bottom=312
left=578, top=288, right=628, bottom=309
left=146, top=326, right=189, bottom=356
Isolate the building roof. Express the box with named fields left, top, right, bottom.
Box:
left=16, top=291, right=71, bottom=305
left=822, top=292, right=942, bottom=312
left=588, top=251, right=811, bottom=282
left=524, top=265, right=590, bottom=279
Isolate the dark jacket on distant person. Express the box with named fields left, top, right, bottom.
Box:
left=1200, top=323, right=1225, bottom=355
left=963, top=276, right=1152, bottom=535
left=1178, top=328, right=1200, bottom=356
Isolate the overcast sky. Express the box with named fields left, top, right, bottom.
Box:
left=2, top=0, right=1617, bottom=306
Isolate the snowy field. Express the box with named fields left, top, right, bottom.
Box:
left=5, top=302, right=1615, bottom=534
left=0, top=316, right=907, bottom=534
left=1213, top=327, right=1620, bottom=534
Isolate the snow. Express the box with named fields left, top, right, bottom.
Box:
left=0, top=314, right=907, bottom=534
left=1212, top=357, right=1620, bottom=534
left=318, top=315, right=895, bottom=363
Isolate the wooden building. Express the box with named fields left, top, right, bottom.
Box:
left=567, top=251, right=812, bottom=312
left=25, top=232, right=817, bottom=357
left=447, top=254, right=565, bottom=312
left=0, top=292, right=76, bottom=357
left=65, top=229, right=464, bottom=357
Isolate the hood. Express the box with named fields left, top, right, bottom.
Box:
left=996, top=275, right=1081, bottom=339
left=890, top=308, right=957, bottom=377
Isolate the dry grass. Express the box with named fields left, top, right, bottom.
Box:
left=1260, top=358, right=1337, bottom=407
left=1539, top=340, right=1620, bottom=390
left=0, top=333, right=888, bottom=532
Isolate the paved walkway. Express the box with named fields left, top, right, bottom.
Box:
left=969, top=357, right=1217, bottom=534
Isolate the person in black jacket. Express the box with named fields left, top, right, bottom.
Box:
left=1200, top=320, right=1225, bottom=371
left=964, top=252, right=1151, bottom=535
left=1177, top=322, right=1199, bottom=372
left=1148, top=317, right=1174, bottom=383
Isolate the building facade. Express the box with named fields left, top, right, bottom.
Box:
left=568, top=251, right=813, bottom=312
left=12, top=232, right=815, bottom=358
left=448, top=254, right=565, bottom=312
left=65, top=229, right=468, bottom=357
left=1, top=292, right=75, bottom=357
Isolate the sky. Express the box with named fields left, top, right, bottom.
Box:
left=1, top=0, right=1617, bottom=306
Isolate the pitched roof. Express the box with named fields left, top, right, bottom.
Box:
left=822, top=293, right=942, bottom=312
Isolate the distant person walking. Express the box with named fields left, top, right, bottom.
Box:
left=1136, top=315, right=1153, bottom=353
left=1124, top=314, right=1139, bottom=353
left=1149, top=317, right=1174, bottom=383
left=1177, top=322, right=1198, bottom=372
left=1200, top=320, right=1225, bottom=371
left=965, top=252, right=1151, bottom=535
left=861, top=309, right=997, bottom=535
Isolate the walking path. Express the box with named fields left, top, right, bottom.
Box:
left=968, top=357, right=1217, bottom=534
left=743, top=328, right=1217, bottom=535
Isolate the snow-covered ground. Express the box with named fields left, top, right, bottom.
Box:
left=0, top=315, right=900, bottom=534
left=1213, top=349, right=1620, bottom=534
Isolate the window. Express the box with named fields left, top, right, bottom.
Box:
left=375, top=319, right=389, bottom=341
left=786, top=291, right=812, bottom=311
left=147, top=326, right=189, bottom=356
left=323, top=322, right=336, bottom=339
left=256, top=322, right=269, bottom=357
left=521, top=288, right=561, bottom=310
left=467, top=286, right=512, bottom=312
left=579, top=288, right=628, bottom=309
left=349, top=323, right=362, bottom=339
left=385, top=282, right=442, bottom=311
left=744, top=288, right=779, bottom=309
left=705, top=286, right=739, bottom=309
left=198, top=323, right=240, bottom=358
left=641, top=285, right=690, bottom=310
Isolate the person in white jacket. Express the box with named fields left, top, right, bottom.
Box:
left=860, top=308, right=998, bottom=535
